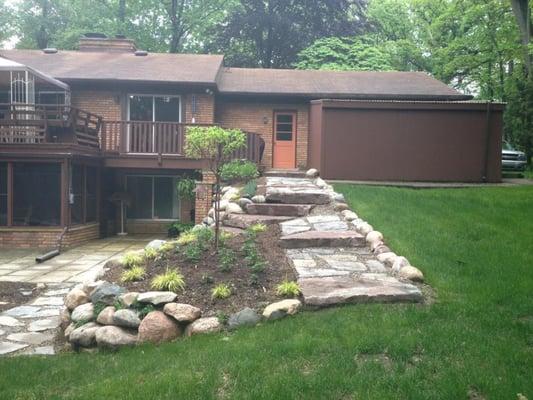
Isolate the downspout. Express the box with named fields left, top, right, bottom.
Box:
left=482, top=101, right=492, bottom=182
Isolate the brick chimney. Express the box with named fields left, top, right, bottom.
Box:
left=79, top=33, right=136, bottom=53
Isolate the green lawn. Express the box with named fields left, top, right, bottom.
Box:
left=1, top=185, right=532, bottom=399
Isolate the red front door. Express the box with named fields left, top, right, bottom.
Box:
left=272, top=112, right=296, bottom=169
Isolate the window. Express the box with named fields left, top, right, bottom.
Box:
left=275, top=114, right=294, bottom=141
left=37, top=91, right=66, bottom=106
left=13, top=163, right=61, bottom=226
left=0, top=163, right=6, bottom=226
left=126, top=176, right=179, bottom=220
left=128, top=95, right=181, bottom=123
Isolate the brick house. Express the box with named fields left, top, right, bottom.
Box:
left=0, top=35, right=504, bottom=248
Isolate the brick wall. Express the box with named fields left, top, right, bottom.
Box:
left=215, top=100, right=309, bottom=169
left=0, top=223, right=100, bottom=249
left=194, top=171, right=215, bottom=225
left=184, top=93, right=215, bottom=124
left=70, top=90, right=122, bottom=121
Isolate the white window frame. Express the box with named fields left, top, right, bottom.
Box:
left=125, top=175, right=181, bottom=221
left=126, top=94, right=182, bottom=154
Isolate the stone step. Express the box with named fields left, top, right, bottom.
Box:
left=245, top=203, right=314, bottom=217
left=279, top=231, right=365, bottom=248
left=298, top=275, right=423, bottom=307
left=223, top=214, right=293, bottom=229
left=263, top=169, right=306, bottom=178
left=266, top=188, right=331, bottom=205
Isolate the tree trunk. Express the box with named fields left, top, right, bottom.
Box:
left=118, top=0, right=126, bottom=34
left=511, top=0, right=532, bottom=74
left=36, top=0, right=49, bottom=49
left=168, top=0, right=184, bottom=53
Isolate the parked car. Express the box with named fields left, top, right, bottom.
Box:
left=502, top=142, right=527, bottom=171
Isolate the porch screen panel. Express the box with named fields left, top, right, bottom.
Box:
left=86, top=167, right=97, bottom=223
left=0, top=163, right=6, bottom=226
left=70, top=165, right=83, bottom=225
left=126, top=176, right=152, bottom=219
left=13, top=163, right=61, bottom=226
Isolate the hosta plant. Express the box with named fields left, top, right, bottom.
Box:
left=211, top=283, right=232, bottom=300
left=276, top=280, right=301, bottom=297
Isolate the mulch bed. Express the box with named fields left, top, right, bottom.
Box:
left=103, top=225, right=296, bottom=316
left=0, top=282, right=43, bottom=312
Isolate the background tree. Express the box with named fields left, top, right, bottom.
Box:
left=185, top=127, right=246, bottom=250
left=205, top=0, right=368, bottom=68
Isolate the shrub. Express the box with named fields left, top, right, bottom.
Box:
left=218, top=247, right=236, bottom=272
left=184, top=242, right=203, bottom=263
left=242, top=179, right=257, bottom=198
left=220, top=160, right=259, bottom=182
left=248, top=223, right=267, bottom=234
left=212, top=283, right=232, bottom=299
left=151, top=269, right=186, bottom=292
left=129, top=301, right=155, bottom=319
left=121, top=266, right=146, bottom=283
left=177, top=232, right=197, bottom=246
left=122, top=252, right=143, bottom=269
left=176, top=177, right=196, bottom=199
left=168, top=221, right=194, bottom=238
left=276, top=280, right=301, bottom=297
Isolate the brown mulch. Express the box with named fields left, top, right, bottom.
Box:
left=0, top=282, right=43, bottom=312
left=103, top=225, right=296, bottom=316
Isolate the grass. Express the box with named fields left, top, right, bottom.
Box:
left=1, top=185, right=532, bottom=399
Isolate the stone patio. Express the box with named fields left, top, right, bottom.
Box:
left=0, top=235, right=160, bottom=356
left=0, top=235, right=158, bottom=284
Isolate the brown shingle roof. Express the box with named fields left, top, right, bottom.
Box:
left=0, top=49, right=224, bottom=85
left=217, top=67, right=471, bottom=100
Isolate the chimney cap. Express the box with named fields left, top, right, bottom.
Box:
left=134, top=50, right=148, bottom=56
left=43, top=48, right=58, bottom=54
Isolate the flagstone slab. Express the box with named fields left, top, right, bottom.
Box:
left=0, top=316, right=24, bottom=327
left=7, top=332, right=54, bottom=345
left=0, top=341, right=29, bottom=355
left=298, top=275, right=423, bottom=307
left=3, top=306, right=41, bottom=318
left=280, top=231, right=365, bottom=249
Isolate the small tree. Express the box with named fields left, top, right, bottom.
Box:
left=185, top=126, right=246, bottom=250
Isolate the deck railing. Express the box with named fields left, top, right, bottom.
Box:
left=0, top=103, right=102, bottom=148
left=101, top=120, right=265, bottom=163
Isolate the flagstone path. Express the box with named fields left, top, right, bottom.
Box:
left=229, top=174, right=424, bottom=307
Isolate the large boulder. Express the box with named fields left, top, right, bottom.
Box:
left=222, top=188, right=240, bottom=201
left=366, top=231, right=383, bottom=245
left=185, top=317, right=222, bottom=336
left=145, top=239, right=166, bottom=251
left=64, top=288, right=89, bottom=311
left=376, top=252, right=398, bottom=267
left=119, top=292, right=139, bottom=307
left=228, top=308, right=261, bottom=330
left=71, top=303, right=94, bottom=323
left=69, top=322, right=100, bottom=347
left=373, top=244, right=391, bottom=255
left=392, top=256, right=410, bottom=273
left=238, top=198, right=253, bottom=209
left=95, top=326, right=137, bottom=349
left=341, top=210, right=358, bottom=221
left=138, top=311, right=181, bottom=344
left=251, top=195, right=266, bottom=203
left=225, top=202, right=244, bottom=214
left=113, top=309, right=141, bottom=329
left=262, top=299, right=301, bottom=320
left=306, top=168, right=319, bottom=178
left=163, top=303, right=201, bottom=323
left=90, top=282, right=125, bottom=305
left=137, top=291, right=177, bottom=306
left=399, top=266, right=424, bottom=282
left=96, top=306, right=116, bottom=325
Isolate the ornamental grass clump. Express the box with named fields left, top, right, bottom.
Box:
left=122, top=252, right=144, bottom=269
left=211, top=283, right=232, bottom=299
left=151, top=269, right=186, bottom=292
left=121, top=266, right=146, bottom=283
left=276, top=280, right=301, bottom=297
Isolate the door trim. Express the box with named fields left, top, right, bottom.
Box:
left=272, top=110, right=297, bottom=169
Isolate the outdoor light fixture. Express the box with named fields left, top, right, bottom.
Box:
left=263, top=116, right=268, bottom=124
